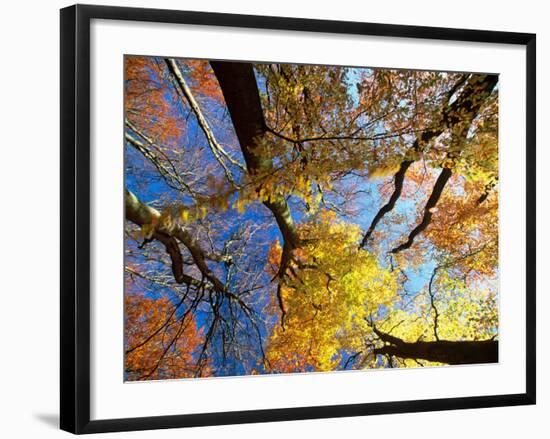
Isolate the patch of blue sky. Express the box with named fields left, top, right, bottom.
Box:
left=253, top=66, right=268, bottom=95
left=344, top=67, right=373, bottom=107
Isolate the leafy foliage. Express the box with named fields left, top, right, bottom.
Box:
left=264, top=212, right=397, bottom=372
left=124, top=288, right=207, bottom=380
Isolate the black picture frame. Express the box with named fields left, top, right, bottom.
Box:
left=60, top=4, right=536, bottom=434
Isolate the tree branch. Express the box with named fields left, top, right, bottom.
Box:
left=361, top=74, right=498, bottom=248
left=372, top=327, right=498, bottom=365
left=125, top=188, right=227, bottom=291
left=390, top=167, right=453, bottom=253
left=165, top=58, right=246, bottom=186
left=124, top=119, right=197, bottom=197
left=390, top=74, right=498, bottom=253
left=359, top=158, right=415, bottom=248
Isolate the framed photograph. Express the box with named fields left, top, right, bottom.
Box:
left=60, top=4, right=536, bottom=434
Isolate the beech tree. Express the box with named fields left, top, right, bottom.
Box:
left=124, top=55, right=499, bottom=380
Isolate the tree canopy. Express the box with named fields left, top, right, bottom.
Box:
left=124, top=56, right=498, bottom=380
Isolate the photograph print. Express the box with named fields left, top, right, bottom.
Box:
left=124, top=56, right=499, bottom=381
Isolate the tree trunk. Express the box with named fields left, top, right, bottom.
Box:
left=210, top=61, right=300, bottom=273
left=373, top=327, right=498, bottom=365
